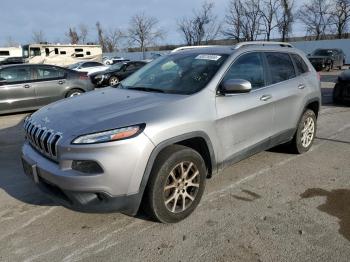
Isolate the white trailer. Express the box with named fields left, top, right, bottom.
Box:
left=22, top=44, right=103, bottom=67
left=0, top=47, right=22, bottom=62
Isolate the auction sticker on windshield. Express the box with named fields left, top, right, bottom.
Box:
left=195, top=54, right=222, bottom=61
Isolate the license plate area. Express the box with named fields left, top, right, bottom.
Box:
left=22, top=157, right=39, bottom=183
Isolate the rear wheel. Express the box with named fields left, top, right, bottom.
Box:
left=289, top=109, right=317, bottom=154
left=109, top=76, right=120, bottom=86
left=66, top=89, right=84, bottom=98
left=143, top=145, right=207, bottom=223
left=333, top=84, right=342, bottom=104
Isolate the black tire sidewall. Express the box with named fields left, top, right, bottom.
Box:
left=295, top=110, right=317, bottom=153
left=146, top=146, right=207, bottom=223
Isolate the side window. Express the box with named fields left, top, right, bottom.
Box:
left=291, top=54, right=309, bottom=75
left=35, top=67, right=65, bottom=80
left=30, top=48, right=41, bottom=56
left=125, top=63, right=137, bottom=71
left=223, top=52, right=265, bottom=89
left=0, top=67, right=32, bottom=83
left=88, top=62, right=102, bottom=67
left=265, top=52, right=296, bottom=84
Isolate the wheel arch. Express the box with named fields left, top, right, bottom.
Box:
left=65, top=87, right=85, bottom=98
left=126, top=132, right=217, bottom=216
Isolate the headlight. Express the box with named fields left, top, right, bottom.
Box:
left=72, top=124, right=145, bottom=144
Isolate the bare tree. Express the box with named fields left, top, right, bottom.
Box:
left=178, top=1, right=221, bottom=45
left=4, top=36, right=19, bottom=47
left=128, top=12, right=164, bottom=58
left=279, top=0, right=294, bottom=41
left=66, top=27, right=80, bottom=44
left=105, top=28, right=124, bottom=52
left=298, top=0, right=332, bottom=40
left=329, top=0, right=350, bottom=39
left=260, top=0, right=282, bottom=41
left=96, top=21, right=106, bottom=51
left=241, top=0, right=263, bottom=41
left=32, top=30, right=46, bottom=43
left=78, top=24, right=89, bottom=44
left=223, top=0, right=245, bottom=42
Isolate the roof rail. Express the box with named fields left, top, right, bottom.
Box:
left=234, top=41, right=293, bottom=49
left=171, top=45, right=218, bottom=53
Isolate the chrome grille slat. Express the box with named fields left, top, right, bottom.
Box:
left=23, top=118, right=62, bottom=160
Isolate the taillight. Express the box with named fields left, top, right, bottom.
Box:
left=317, top=72, right=321, bottom=81
left=79, top=74, right=89, bottom=80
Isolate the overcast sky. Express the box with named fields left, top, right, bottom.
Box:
left=0, top=0, right=304, bottom=46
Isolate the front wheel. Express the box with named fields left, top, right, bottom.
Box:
left=143, top=145, right=207, bottom=223
left=289, top=109, right=317, bottom=154
left=109, top=76, right=120, bottom=86
left=66, top=89, right=84, bottom=98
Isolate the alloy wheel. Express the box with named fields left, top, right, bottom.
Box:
left=163, top=161, right=200, bottom=213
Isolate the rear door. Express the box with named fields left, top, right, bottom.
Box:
left=0, top=66, right=37, bottom=112
left=32, top=65, right=68, bottom=106
left=215, top=52, right=274, bottom=162
left=264, top=52, right=307, bottom=142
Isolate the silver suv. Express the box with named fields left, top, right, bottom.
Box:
left=21, top=42, right=321, bottom=223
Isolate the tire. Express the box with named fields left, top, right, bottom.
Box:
left=109, top=76, right=120, bottom=86
left=333, top=84, right=342, bottom=104
left=289, top=109, right=317, bottom=154
left=66, top=89, right=84, bottom=98
left=143, top=145, right=207, bottom=223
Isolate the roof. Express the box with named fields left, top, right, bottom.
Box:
left=171, top=42, right=296, bottom=55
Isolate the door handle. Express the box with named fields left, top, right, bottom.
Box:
left=260, top=94, right=272, bottom=101
left=298, top=84, right=305, bottom=89
left=23, top=84, right=30, bottom=88
left=58, top=80, right=65, bottom=85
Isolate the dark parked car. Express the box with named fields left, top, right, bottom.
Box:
left=0, top=64, right=95, bottom=114
left=333, top=69, right=350, bottom=104
left=308, top=48, right=346, bottom=71
left=90, top=61, right=147, bottom=87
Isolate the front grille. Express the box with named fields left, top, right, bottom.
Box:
left=23, top=118, right=62, bottom=160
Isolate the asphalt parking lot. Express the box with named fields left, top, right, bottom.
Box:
left=0, top=70, right=350, bottom=262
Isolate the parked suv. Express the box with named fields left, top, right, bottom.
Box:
left=0, top=64, right=94, bottom=114
left=21, top=42, right=321, bottom=223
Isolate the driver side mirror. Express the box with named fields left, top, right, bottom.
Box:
left=220, top=79, right=252, bottom=94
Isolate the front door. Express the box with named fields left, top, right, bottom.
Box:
left=215, top=52, right=274, bottom=164
left=0, top=66, right=37, bottom=113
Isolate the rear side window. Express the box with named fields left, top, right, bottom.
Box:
left=0, top=67, right=32, bottom=83
left=223, top=52, right=265, bottom=89
left=291, top=54, right=309, bottom=75
left=35, top=67, right=65, bottom=80
left=265, top=52, right=296, bottom=84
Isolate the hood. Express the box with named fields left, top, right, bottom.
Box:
left=29, top=88, right=185, bottom=141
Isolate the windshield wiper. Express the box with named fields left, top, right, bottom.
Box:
left=128, top=87, right=165, bottom=93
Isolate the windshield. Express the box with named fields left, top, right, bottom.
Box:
left=109, top=63, right=124, bottom=70
left=312, top=49, right=334, bottom=56
left=120, top=53, right=228, bottom=95
left=68, top=62, right=82, bottom=69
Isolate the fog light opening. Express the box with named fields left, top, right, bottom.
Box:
left=72, top=160, right=103, bottom=174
